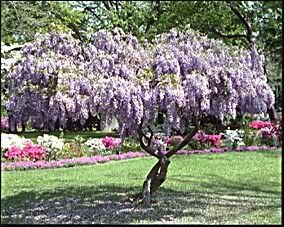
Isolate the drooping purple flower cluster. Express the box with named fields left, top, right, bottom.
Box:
left=5, top=32, right=90, bottom=131
left=6, top=26, right=275, bottom=139
left=148, top=27, right=274, bottom=134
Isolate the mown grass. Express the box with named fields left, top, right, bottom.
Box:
left=1, top=149, right=281, bottom=224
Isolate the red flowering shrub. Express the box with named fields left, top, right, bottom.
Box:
left=206, top=134, right=222, bottom=147
left=4, top=143, right=46, bottom=161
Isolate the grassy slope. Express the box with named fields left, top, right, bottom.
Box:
left=1, top=150, right=281, bottom=224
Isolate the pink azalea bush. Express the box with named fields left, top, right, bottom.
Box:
left=1, top=117, right=9, bottom=130
left=259, top=122, right=282, bottom=146
left=249, top=120, right=272, bottom=129
left=193, top=130, right=222, bottom=147
left=102, top=137, right=121, bottom=150
left=249, top=120, right=281, bottom=147
left=4, top=143, right=46, bottom=161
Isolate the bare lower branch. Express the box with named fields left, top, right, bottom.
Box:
left=210, top=28, right=247, bottom=40
left=166, top=118, right=199, bottom=158
left=138, top=123, right=160, bottom=159
left=147, top=126, right=154, bottom=147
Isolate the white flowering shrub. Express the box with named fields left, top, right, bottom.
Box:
left=37, top=134, right=64, bottom=160
left=85, top=138, right=106, bottom=152
left=1, top=133, right=33, bottom=151
left=222, top=129, right=245, bottom=148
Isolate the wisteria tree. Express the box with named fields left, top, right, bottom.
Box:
left=6, top=26, right=275, bottom=203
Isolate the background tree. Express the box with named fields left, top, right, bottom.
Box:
left=1, top=1, right=87, bottom=44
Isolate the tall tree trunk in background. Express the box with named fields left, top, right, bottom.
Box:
left=95, top=114, right=101, bottom=131
left=263, top=61, right=278, bottom=122
left=8, top=114, right=17, bottom=133
left=157, top=112, right=164, bottom=125
left=267, top=107, right=277, bottom=122
left=21, top=120, right=26, bottom=132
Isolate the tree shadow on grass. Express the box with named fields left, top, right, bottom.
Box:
left=1, top=175, right=281, bottom=224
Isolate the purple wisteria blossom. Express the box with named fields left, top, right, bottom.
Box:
left=6, top=26, right=274, bottom=137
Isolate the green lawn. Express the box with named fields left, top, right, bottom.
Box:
left=1, top=150, right=281, bottom=224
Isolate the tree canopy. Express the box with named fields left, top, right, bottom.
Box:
left=6, top=27, right=274, bottom=135
left=1, top=1, right=282, bottom=111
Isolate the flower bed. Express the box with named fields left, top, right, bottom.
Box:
left=1, top=145, right=278, bottom=171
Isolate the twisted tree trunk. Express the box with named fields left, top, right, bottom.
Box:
left=130, top=120, right=199, bottom=203
left=139, top=156, right=170, bottom=202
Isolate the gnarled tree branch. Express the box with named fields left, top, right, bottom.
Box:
left=225, top=0, right=253, bottom=45
left=138, top=122, right=161, bottom=159
left=147, top=125, right=154, bottom=147
left=166, top=117, right=199, bottom=158
left=210, top=28, right=247, bottom=40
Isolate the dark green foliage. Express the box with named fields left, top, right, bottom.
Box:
left=1, top=1, right=86, bottom=44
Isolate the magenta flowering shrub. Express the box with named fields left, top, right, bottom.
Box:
left=4, top=146, right=23, bottom=160
left=4, top=143, right=46, bottom=161
left=259, top=122, right=282, bottom=146
left=24, top=143, right=47, bottom=161
left=193, top=130, right=222, bottom=147
left=260, top=126, right=275, bottom=139
left=102, top=137, right=121, bottom=150
left=1, top=116, right=9, bottom=130
left=248, top=120, right=281, bottom=147
left=249, top=120, right=272, bottom=129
